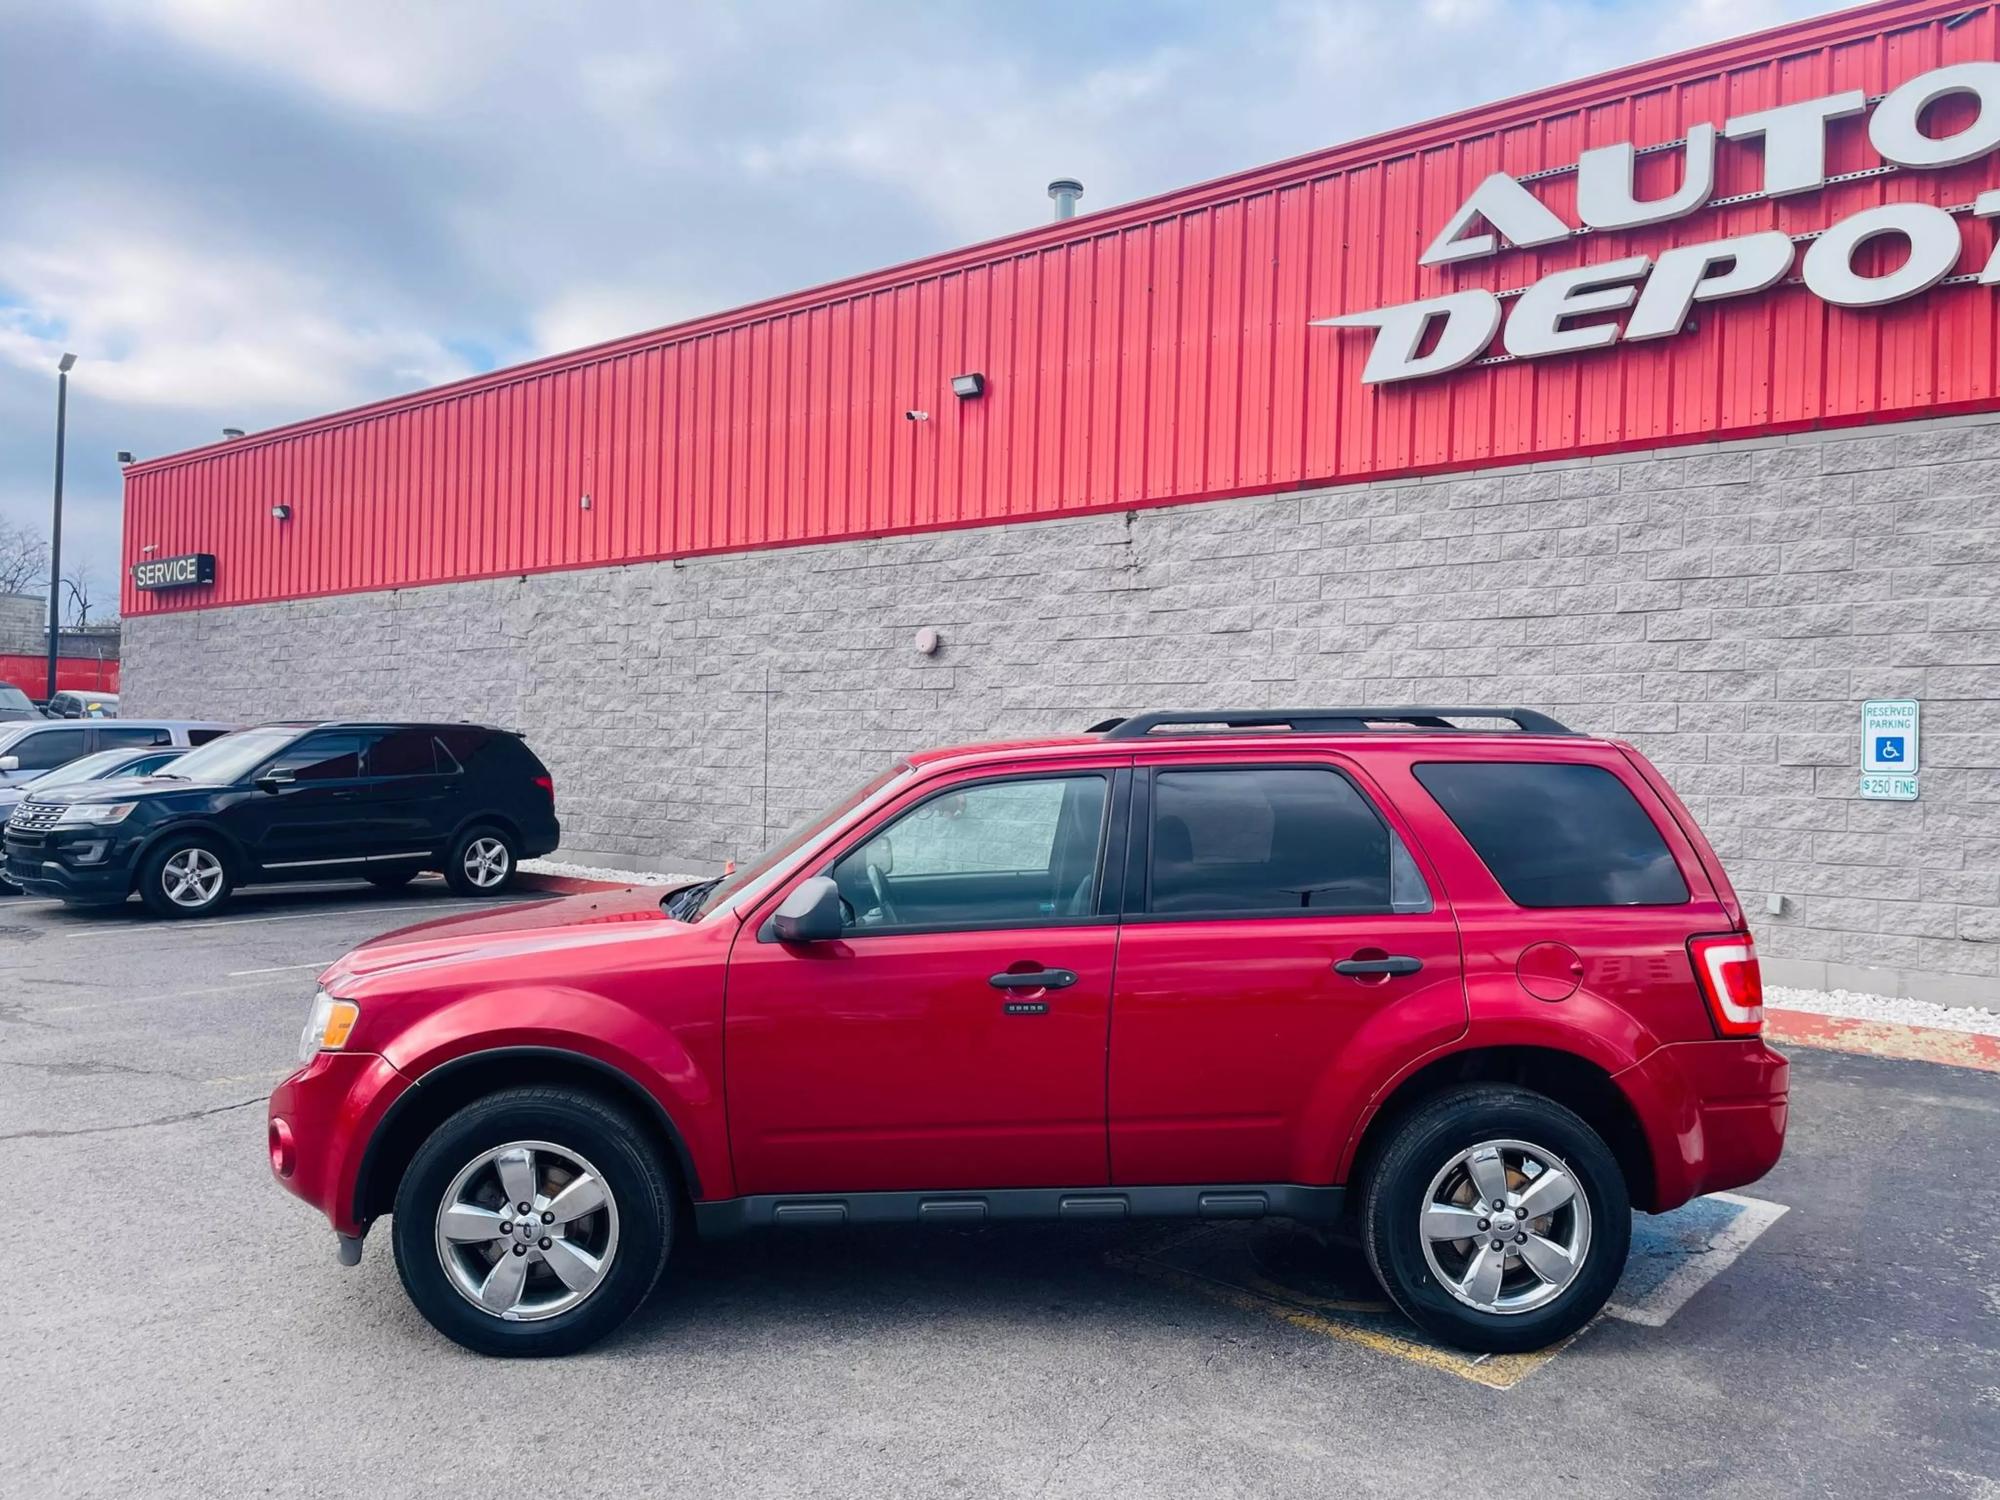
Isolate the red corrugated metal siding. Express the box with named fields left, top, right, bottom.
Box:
left=123, top=0, right=2000, bottom=614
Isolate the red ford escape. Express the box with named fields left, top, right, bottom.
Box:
left=268, top=707, right=1787, bottom=1357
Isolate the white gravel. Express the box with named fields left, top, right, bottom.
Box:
left=520, top=858, right=702, bottom=888
left=525, top=860, right=1999, bottom=1038
left=1767, top=984, right=2000, bottom=1038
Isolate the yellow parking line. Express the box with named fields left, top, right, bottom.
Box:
left=1105, top=1228, right=1573, bottom=1390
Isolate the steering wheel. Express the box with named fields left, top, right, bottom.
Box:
left=866, top=861, right=900, bottom=925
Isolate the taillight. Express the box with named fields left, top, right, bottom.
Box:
left=533, top=774, right=554, bottom=802
left=1689, top=932, right=1763, bottom=1037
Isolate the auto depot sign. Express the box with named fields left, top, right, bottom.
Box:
left=1321, top=61, right=2000, bottom=384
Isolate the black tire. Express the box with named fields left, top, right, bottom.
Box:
left=444, top=823, right=517, bottom=896
left=365, top=868, right=421, bottom=889
left=136, top=834, right=234, bottom=918
left=391, top=1086, right=675, bottom=1357
left=1360, top=1085, right=1630, bottom=1354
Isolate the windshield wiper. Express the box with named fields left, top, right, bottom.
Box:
left=150, top=773, right=189, bottom=781
left=663, top=875, right=726, bottom=921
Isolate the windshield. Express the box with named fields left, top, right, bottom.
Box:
left=0, top=686, right=33, bottom=713
left=693, top=761, right=913, bottom=920
left=27, top=749, right=148, bottom=785
left=158, top=727, right=299, bottom=783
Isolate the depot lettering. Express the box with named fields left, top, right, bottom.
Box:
left=1320, top=61, right=2000, bottom=384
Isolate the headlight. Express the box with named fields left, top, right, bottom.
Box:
left=55, top=802, right=137, bottom=827
left=298, top=988, right=360, bottom=1061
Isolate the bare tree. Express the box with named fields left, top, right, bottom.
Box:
left=0, top=518, right=47, bottom=597
left=62, top=564, right=98, bottom=629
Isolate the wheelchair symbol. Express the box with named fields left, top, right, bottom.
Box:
left=1875, top=736, right=1905, bottom=763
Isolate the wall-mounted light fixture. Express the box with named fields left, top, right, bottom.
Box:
left=950, top=372, right=986, bottom=399
left=222, top=427, right=245, bottom=440
left=270, top=503, right=292, bottom=521
left=116, top=450, right=135, bottom=465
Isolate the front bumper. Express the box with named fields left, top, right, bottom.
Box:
left=1616, top=1037, right=1790, bottom=1212
left=268, top=1050, right=414, bottom=1237
left=2, top=828, right=139, bottom=902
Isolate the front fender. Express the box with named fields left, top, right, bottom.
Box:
left=382, top=984, right=730, bottom=1199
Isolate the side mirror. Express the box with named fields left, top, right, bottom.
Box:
left=254, top=771, right=296, bottom=794
left=769, top=875, right=845, bottom=943
left=0, top=756, right=17, bottom=772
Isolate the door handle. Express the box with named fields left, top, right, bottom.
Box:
left=989, top=968, right=1079, bottom=991
left=1333, top=955, right=1423, bottom=977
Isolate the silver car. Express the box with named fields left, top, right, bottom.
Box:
left=0, top=720, right=236, bottom=790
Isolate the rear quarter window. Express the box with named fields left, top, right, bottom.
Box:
left=1413, top=761, right=1690, bottom=908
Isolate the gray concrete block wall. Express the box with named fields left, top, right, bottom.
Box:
left=124, top=412, right=2000, bottom=1006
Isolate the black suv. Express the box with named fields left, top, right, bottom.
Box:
left=2, top=721, right=560, bottom=917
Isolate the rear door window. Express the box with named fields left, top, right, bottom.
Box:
left=1143, top=766, right=1431, bottom=917
left=97, top=725, right=172, bottom=748
left=1413, top=761, right=1690, bottom=907
left=366, top=728, right=441, bottom=777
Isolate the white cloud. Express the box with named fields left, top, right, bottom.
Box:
left=89, top=0, right=513, bottom=114
left=0, top=230, right=470, bottom=415
left=530, top=282, right=731, bottom=358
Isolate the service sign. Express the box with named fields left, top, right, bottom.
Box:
left=131, top=553, right=216, bottom=591
left=1319, top=61, right=2000, bottom=384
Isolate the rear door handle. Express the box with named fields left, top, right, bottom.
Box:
left=1333, top=955, right=1423, bottom=977
left=989, top=968, right=1079, bottom=991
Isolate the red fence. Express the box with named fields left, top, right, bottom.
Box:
left=123, top=0, right=2000, bottom=614
left=0, top=655, right=120, bottom=696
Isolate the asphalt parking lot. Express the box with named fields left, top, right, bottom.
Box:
left=2, top=885, right=1996, bottom=1499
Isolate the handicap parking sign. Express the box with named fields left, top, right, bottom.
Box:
left=1861, top=700, right=1920, bottom=775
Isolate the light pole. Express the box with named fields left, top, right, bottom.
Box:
left=46, top=352, right=76, bottom=704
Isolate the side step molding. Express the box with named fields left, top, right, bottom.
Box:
left=693, top=1183, right=1346, bottom=1238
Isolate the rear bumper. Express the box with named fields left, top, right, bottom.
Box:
left=1617, top=1038, right=1790, bottom=1212
left=268, top=1050, right=414, bottom=1237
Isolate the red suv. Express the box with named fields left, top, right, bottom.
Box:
left=268, top=708, right=1787, bottom=1357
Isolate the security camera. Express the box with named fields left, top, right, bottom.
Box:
left=904, top=409, right=929, bottom=422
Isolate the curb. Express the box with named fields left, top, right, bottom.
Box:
left=515, top=872, right=639, bottom=896
left=1767, top=1007, right=2000, bottom=1074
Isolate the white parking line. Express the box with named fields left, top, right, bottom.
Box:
left=15, top=898, right=490, bottom=938
left=1604, top=1192, right=1791, bottom=1327
left=226, top=962, right=334, bottom=977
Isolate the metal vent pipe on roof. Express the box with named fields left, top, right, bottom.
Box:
left=1048, top=178, right=1083, bottom=221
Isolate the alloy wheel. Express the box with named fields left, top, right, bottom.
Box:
left=462, top=837, right=510, bottom=889
left=434, top=1140, right=620, bottom=1321
left=161, top=847, right=224, bottom=908
left=1418, top=1137, right=1592, bottom=1315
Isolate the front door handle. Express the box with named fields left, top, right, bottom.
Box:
left=989, top=968, right=1079, bottom=991
left=1333, top=955, right=1423, bottom=977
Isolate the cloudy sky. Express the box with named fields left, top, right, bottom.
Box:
left=1, top=0, right=1849, bottom=603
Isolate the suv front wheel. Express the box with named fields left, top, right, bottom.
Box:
left=137, top=834, right=234, bottom=918
left=1360, top=1085, right=1630, bottom=1354
left=391, top=1087, right=674, bottom=1356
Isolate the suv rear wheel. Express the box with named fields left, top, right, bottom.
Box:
left=137, top=835, right=233, bottom=918
left=391, top=1086, right=674, bottom=1356
left=445, top=824, right=517, bottom=896
left=1360, top=1085, right=1629, bottom=1354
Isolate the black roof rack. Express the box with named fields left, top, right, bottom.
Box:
left=1088, top=707, right=1578, bottom=740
